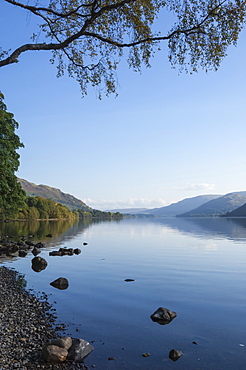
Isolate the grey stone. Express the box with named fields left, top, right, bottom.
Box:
left=35, top=242, right=45, bottom=248
left=31, top=256, right=48, bottom=272
left=150, top=307, right=177, bottom=325
left=50, top=336, right=73, bottom=350
left=67, top=338, right=94, bottom=362
left=32, top=247, right=41, bottom=256
left=25, top=241, right=35, bottom=247
left=169, top=349, right=183, bottom=361
left=19, top=250, right=27, bottom=257
left=49, top=250, right=63, bottom=256
left=43, top=344, right=68, bottom=363
left=50, top=277, right=69, bottom=290
left=59, top=247, right=74, bottom=256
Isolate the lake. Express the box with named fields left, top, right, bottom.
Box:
left=1, top=217, right=246, bottom=369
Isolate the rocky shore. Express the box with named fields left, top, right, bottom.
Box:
left=0, top=266, right=88, bottom=370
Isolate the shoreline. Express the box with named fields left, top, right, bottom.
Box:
left=0, top=266, right=88, bottom=369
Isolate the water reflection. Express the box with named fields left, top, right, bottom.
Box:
left=2, top=217, right=246, bottom=370
left=0, top=219, right=79, bottom=240
left=0, top=218, right=123, bottom=263
left=0, top=218, right=121, bottom=244
left=147, top=217, right=246, bottom=241
left=0, top=218, right=106, bottom=247
left=2, top=217, right=246, bottom=250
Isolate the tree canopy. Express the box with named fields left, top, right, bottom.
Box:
left=1, top=0, right=245, bottom=96
left=21, top=196, right=78, bottom=219
left=0, top=93, right=26, bottom=218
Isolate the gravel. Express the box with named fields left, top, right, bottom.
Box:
left=0, top=266, right=88, bottom=370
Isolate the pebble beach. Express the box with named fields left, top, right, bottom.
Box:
left=0, top=266, right=88, bottom=370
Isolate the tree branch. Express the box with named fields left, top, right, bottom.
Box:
left=0, top=21, right=206, bottom=68
left=0, top=0, right=238, bottom=69
left=83, top=26, right=207, bottom=48
left=4, top=0, right=98, bottom=17
left=0, top=0, right=139, bottom=67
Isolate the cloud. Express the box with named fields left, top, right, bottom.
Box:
left=82, top=197, right=169, bottom=211
left=180, top=183, right=216, bottom=191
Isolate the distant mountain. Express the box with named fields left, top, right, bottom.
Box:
left=108, top=208, right=149, bottom=214
left=139, top=195, right=221, bottom=217
left=223, top=202, right=246, bottom=217
left=18, top=178, right=93, bottom=212
left=177, top=192, right=246, bottom=217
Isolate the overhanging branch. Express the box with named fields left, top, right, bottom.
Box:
left=4, top=0, right=98, bottom=17
left=0, top=0, right=240, bottom=69
left=0, top=24, right=206, bottom=68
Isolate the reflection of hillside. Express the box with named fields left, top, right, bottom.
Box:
left=0, top=219, right=79, bottom=241
left=148, top=217, right=246, bottom=241
left=3, top=217, right=246, bottom=249
left=0, top=218, right=121, bottom=248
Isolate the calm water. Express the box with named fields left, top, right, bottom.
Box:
left=1, top=217, right=246, bottom=369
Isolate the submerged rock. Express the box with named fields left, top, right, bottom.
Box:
left=169, top=349, right=183, bottom=361
left=25, top=240, right=35, bottom=247
left=150, top=307, right=177, bottom=325
left=67, top=338, right=94, bottom=362
left=17, top=241, right=26, bottom=248
left=49, top=247, right=80, bottom=256
left=59, top=247, right=74, bottom=256
left=50, top=277, right=69, bottom=290
left=32, top=247, right=41, bottom=256
left=18, top=250, right=27, bottom=257
left=31, top=256, right=48, bottom=272
left=35, top=241, right=45, bottom=248
left=49, top=250, right=63, bottom=256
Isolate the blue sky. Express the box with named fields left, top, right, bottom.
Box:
left=1, top=2, right=246, bottom=210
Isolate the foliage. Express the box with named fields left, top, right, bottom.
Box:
left=0, top=93, right=26, bottom=218
left=0, top=182, right=121, bottom=220
left=76, top=208, right=123, bottom=218
left=15, top=272, right=27, bottom=289
left=1, top=0, right=246, bottom=96
left=0, top=197, right=79, bottom=220
left=18, top=178, right=94, bottom=211
left=18, top=196, right=79, bottom=219
left=12, top=196, right=121, bottom=219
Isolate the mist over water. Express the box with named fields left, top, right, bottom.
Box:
left=1, top=217, right=246, bottom=369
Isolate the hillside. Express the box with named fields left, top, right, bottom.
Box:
left=223, top=202, right=246, bottom=217
left=177, top=192, right=246, bottom=217
left=140, top=195, right=221, bottom=217
left=18, top=178, right=93, bottom=212
left=108, top=208, right=149, bottom=214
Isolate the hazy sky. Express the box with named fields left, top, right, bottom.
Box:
left=1, top=2, right=246, bottom=210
